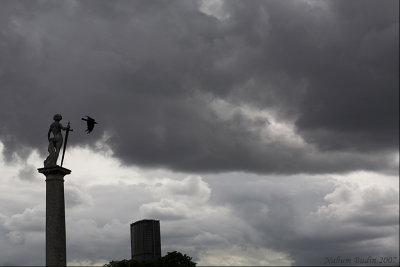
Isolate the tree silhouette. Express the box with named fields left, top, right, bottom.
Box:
left=104, top=251, right=196, bottom=267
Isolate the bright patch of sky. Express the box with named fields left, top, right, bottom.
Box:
left=199, top=0, right=230, bottom=20
left=0, top=141, right=398, bottom=265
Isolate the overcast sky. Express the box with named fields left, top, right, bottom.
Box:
left=0, top=0, right=398, bottom=266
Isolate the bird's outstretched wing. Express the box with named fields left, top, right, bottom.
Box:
left=81, top=116, right=98, bottom=134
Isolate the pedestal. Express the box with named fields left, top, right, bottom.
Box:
left=38, top=166, right=71, bottom=267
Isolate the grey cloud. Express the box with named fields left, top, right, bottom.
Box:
left=139, top=176, right=212, bottom=220
left=206, top=174, right=399, bottom=265
left=0, top=0, right=398, bottom=175
left=65, top=184, right=92, bottom=209
left=342, top=188, right=399, bottom=227
left=0, top=171, right=397, bottom=265
left=16, top=163, right=39, bottom=181
left=225, top=0, right=399, bottom=152
left=66, top=218, right=129, bottom=265
left=140, top=200, right=188, bottom=221
left=1, top=205, right=44, bottom=234
left=69, top=183, right=155, bottom=226
left=0, top=205, right=45, bottom=265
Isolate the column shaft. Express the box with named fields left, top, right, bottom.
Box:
left=38, top=166, right=71, bottom=267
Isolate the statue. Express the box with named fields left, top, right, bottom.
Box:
left=44, top=114, right=72, bottom=167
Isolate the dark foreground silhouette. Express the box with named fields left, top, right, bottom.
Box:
left=104, top=251, right=196, bottom=267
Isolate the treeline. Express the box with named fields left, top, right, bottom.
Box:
left=105, top=251, right=196, bottom=267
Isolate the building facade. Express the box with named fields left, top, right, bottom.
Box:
left=130, top=219, right=161, bottom=260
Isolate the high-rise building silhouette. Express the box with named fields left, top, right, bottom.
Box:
left=130, top=219, right=161, bottom=260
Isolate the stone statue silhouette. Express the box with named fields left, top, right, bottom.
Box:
left=44, top=114, right=71, bottom=167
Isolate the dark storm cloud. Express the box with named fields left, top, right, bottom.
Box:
left=222, top=0, right=399, bottom=151
left=0, top=0, right=398, bottom=174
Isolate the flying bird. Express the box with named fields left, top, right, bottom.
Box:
left=81, top=116, right=98, bottom=134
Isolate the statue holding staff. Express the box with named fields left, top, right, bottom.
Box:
left=44, top=114, right=72, bottom=167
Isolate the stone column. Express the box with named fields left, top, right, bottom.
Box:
left=38, top=166, right=71, bottom=267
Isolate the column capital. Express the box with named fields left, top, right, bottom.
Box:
left=38, top=166, right=71, bottom=176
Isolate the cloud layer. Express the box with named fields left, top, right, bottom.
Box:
left=0, top=146, right=398, bottom=265
left=0, top=0, right=398, bottom=174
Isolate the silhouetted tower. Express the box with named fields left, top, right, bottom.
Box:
left=130, top=219, right=161, bottom=260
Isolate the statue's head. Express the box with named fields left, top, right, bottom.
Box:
left=53, top=114, right=62, bottom=121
